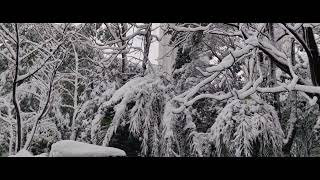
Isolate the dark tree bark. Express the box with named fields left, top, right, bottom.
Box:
left=261, top=24, right=320, bottom=156
left=281, top=24, right=320, bottom=92
left=304, top=27, right=320, bottom=87
left=12, top=23, right=22, bottom=152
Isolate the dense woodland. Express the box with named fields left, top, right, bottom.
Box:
left=1, top=23, right=320, bottom=157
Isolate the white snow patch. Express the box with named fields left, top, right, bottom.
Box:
left=34, top=153, right=49, bottom=157
left=9, top=149, right=33, bottom=157
left=49, top=140, right=126, bottom=157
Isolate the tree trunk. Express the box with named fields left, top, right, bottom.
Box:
left=282, top=38, right=298, bottom=157
left=70, top=43, right=79, bottom=141
left=301, top=26, right=320, bottom=106
left=12, top=23, right=22, bottom=152
left=282, top=90, right=297, bottom=156
left=304, top=27, right=320, bottom=86
left=120, top=23, right=128, bottom=73
left=9, top=123, right=14, bottom=155
left=142, top=23, right=152, bottom=73
left=268, top=23, right=282, bottom=122
left=24, top=69, right=56, bottom=149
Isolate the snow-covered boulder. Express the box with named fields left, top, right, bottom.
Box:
left=49, top=140, right=126, bottom=157
left=9, top=149, right=33, bottom=157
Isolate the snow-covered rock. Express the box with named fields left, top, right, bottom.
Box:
left=49, top=140, right=126, bottom=157
left=9, top=149, right=33, bottom=157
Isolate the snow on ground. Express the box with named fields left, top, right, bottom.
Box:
left=49, top=140, right=126, bottom=157
left=34, top=153, right=49, bottom=157
left=9, top=149, right=33, bottom=157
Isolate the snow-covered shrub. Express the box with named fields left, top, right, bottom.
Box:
left=278, top=91, right=320, bottom=157
left=209, top=98, right=284, bottom=157
left=10, top=149, right=33, bottom=157
left=76, top=80, right=117, bottom=143
left=294, top=103, right=320, bottom=157
left=159, top=101, right=181, bottom=157
left=93, top=75, right=168, bottom=156
left=159, top=47, right=232, bottom=157
left=0, top=133, right=7, bottom=156
left=28, top=121, right=61, bottom=155
left=188, top=131, right=212, bottom=157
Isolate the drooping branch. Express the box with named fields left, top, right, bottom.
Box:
left=280, top=24, right=320, bottom=106
left=281, top=23, right=313, bottom=62
left=257, top=37, right=316, bottom=99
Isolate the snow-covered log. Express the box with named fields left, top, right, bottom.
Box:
left=49, top=140, right=126, bottom=157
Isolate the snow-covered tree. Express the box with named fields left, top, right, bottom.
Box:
left=1, top=23, right=320, bottom=157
